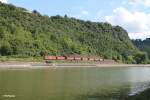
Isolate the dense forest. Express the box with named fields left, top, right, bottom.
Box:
left=0, top=2, right=149, bottom=63
left=133, top=38, right=150, bottom=58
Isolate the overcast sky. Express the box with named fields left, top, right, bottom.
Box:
left=1, top=0, right=150, bottom=39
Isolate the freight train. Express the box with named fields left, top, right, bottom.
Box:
left=44, top=55, right=103, bottom=62
left=44, top=55, right=117, bottom=64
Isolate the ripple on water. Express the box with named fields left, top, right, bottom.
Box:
left=2, top=95, right=16, bottom=98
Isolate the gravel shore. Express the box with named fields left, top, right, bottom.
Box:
left=0, top=61, right=150, bottom=69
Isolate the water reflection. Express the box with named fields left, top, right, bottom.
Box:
left=0, top=67, right=150, bottom=100
left=77, top=82, right=150, bottom=100
left=127, top=67, right=150, bottom=96
left=127, top=88, right=150, bottom=100
left=129, top=82, right=150, bottom=96
left=77, top=67, right=150, bottom=100
left=128, top=67, right=150, bottom=83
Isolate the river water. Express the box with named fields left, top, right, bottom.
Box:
left=0, top=67, right=150, bottom=100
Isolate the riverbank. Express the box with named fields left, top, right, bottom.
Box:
left=0, top=61, right=150, bottom=69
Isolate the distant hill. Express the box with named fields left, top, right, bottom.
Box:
left=133, top=38, right=150, bottom=58
left=0, top=2, right=148, bottom=63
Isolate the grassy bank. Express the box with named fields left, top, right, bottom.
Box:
left=0, top=56, right=44, bottom=62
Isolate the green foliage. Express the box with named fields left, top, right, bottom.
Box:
left=125, top=52, right=149, bottom=64
left=0, top=3, right=146, bottom=63
left=0, top=42, right=12, bottom=55
left=133, top=38, right=150, bottom=63
left=126, top=55, right=136, bottom=64
left=133, top=38, right=150, bottom=58
left=134, top=52, right=149, bottom=64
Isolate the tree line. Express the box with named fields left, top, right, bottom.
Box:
left=0, top=2, right=149, bottom=63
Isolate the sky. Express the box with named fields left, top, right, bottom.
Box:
left=0, top=0, right=150, bottom=39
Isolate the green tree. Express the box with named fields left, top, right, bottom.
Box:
left=134, top=52, right=149, bottom=64
left=0, top=3, right=145, bottom=63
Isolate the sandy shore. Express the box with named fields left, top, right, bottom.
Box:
left=0, top=61, right=150, bottom=69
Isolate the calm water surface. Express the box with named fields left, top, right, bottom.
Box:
left=0, top=67, right=150, bottom=100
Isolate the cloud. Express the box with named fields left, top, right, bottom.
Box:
left=94, top=10, right=103, bottom=21
left=81, top=10, right=89, bottom=15
left=0, top=0, right=7, bottom=3
left=129, top=0, right=141, bottom=5
left=105, top=7, right=150, bottom=39
left=72, top=10, right=89, bottom=19
left=143, top=0, right=150, bottom=7
left=129, top=0, right=150, bottom=7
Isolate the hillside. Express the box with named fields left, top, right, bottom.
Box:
left=133, top=38, right=150, bottom=58
left=0, top=2, right=148, bottom=63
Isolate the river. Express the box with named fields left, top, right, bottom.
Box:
left=0, top=67, right=150, bottom=100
